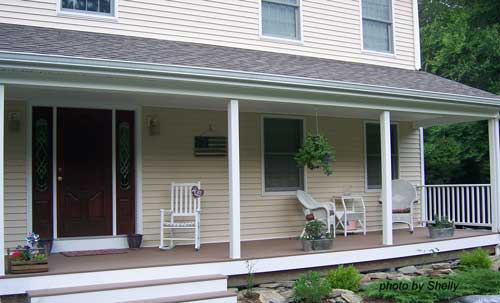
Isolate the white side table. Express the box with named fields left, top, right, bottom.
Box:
left=332, top=195, right=367, bottom=237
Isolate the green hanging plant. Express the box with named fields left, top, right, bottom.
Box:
left=295, top=133, right=335, bottom=176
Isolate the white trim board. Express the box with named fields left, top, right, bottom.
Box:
left=1, top=233, right=499, bottom=295
left=1, top=52, right=499, bottom=110
left=51, top=236, right=128, bottom=253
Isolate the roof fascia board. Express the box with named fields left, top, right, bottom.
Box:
left=0, top=51, right=499, bottom=114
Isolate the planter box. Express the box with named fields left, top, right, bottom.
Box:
left=428, top=226, right=455, bottom=239
left=7, top=247, right=49, bottom=274
left=9, top=260, right=48, bottom=274
left=302, top=239, right=334, bottom=252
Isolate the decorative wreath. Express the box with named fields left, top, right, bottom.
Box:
left=191, top=186, right=205, bottom=198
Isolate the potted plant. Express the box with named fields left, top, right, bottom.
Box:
left=38, top=237, right=53, bottom=255
left=428, top=216, right=455, bottom=239
left=299, top=220, right=334, bottom=251
left=127, top=233, right=143, bottom=249
left=8, top=232, right=48, bottom=274
left=295, top=133, right=335, bottom=176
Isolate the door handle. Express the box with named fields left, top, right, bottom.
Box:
left=57, top=176, right=63, bottom=182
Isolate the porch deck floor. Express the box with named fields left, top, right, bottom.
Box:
left=6, top=228, right=494, bottom=277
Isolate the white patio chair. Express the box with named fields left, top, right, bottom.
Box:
left=160, top=182, right=201, bottom=250
left=392, top=179, right=418, bottom=233
left=296, top=190, right=336, bottom=237
left=379, top=179, right=418, bottom=233
left=332, top=196, right=367, bottom=237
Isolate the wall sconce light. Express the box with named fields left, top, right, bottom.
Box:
left=8, top=111, right=21, bottom=133
left=146, top=116, right=160, bottom=136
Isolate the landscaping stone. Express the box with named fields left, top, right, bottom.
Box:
left=365, top=272, right=389, bottom=280
left=259, top=283, right=281, bottom=289
left=236, top=259, right=463, bottom=302
left=432, top=262, right=452, bottom=270
left=491, top=256, right=500, bottom=271
left=278, top=281, right=295, bottom=288
left=331, top=289, right=363, bottom=303
left=451, top=295, right=500, bottom=303
left=398, top=265, right=417, bottom=274
left=278, top=289, right=294, bottom=301
left=255, top=288, right=286, bottom=303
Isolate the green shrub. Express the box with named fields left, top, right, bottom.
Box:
left=363, top=268, right=500, bottom=303
left=459, top=248, right=492, bottom=270
left=302, top=220, right=324, bottom=240
left=430, top=216, right=454, bottom=228
left=326, top=265, right=362, bottom=291
left=293, top=271, right=331, bottom=303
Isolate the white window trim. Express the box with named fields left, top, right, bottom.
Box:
left=363, top=121, right=400, bottom=192
left=261, top=114, right=307, bottom=196
left=259, top=0, right=305, bottom=44
left=359, top=0, right=396, bottom=55
left=56, top=0, right=119, bottom=21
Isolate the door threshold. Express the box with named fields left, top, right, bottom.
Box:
left=53, top=236, right=129, bottom=253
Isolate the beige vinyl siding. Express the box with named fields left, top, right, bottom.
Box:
left=4, top=100, right=27, bottom=249
left=0, top=0, right=416, bottom=69
left=142, top=107, right=422, bottom=247
left=1, top=104, right=422, bottom=248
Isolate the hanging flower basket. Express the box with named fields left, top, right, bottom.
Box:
left=295, top=134, right=335, bottom=176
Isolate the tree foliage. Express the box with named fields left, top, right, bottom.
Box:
left=420, top=0, right=500, bottom=184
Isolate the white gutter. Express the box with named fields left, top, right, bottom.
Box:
left=0, top=51, right=499, bottom=107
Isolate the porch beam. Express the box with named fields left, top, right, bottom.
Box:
left=227, top=99, right=241, bottom=259
left=488, top=118, right=500, bottom=232
left=380, top=111, right=393, bottom=245
left=0, top=84, right=4, bottom=276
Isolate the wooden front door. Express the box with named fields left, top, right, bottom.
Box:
left=57, top=108, right=113, bottom=237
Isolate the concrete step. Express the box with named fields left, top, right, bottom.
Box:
left=120, top=290, right=237, bottom=303
left=28, top=274, right=228, bottom=303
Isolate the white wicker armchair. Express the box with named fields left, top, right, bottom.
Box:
left=296, top=190, right=336, bottom=237
left=379, top=179, right=418, bottom=233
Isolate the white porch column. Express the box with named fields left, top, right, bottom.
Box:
left=0, top=85, right=5, bottom=276
left=380, top=111, right=393, bottom=245
left=488, top=118, right=500, bottom=233
left=227, top=99, right=241, bottom=259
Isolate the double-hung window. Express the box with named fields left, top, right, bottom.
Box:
left=261, top=0, right=301, bottom=41
left=365, top=123, right=399, bottom=190
left=61, top=0, right=114, bottom=16
left=362, top=0, right=393, bottom=53
left=263, top=117, right=304, bottom=193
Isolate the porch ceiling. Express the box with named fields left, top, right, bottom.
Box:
left=5, top=85, right=487, bottom=126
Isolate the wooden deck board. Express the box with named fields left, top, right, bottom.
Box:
left=5, top=228, right=493, bottom=278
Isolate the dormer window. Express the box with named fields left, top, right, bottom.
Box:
left=261, top=0, right=301, bottom=41
left=61, top=0, right=114, bottom=16
left=362, top=0, right=394, bottom=53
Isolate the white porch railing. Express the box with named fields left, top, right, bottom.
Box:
left=421, top=184, right=492, bottom=227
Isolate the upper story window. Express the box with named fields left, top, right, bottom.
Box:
left=364, top=122, right=399, bottom=190
left=263, top=117, right=304, bottom=193
left=362, top=0, right=393, bottom=53
left=261, top=0, right=301, bottom=41
left=61, top=0, right=114, bottom=16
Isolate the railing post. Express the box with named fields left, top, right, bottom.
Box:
left=380, top=111, right=393, bottom=245
left=227, top=99, right=241, bottom=259
left=488, top=118, right=500, bottom=232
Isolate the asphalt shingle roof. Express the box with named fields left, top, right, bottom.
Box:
left=0, top=23, right=498, bottom=100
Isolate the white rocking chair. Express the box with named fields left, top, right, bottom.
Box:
left=160, top=182, right=201, bottom=250
left=296, top=190, right=336, bottom=237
